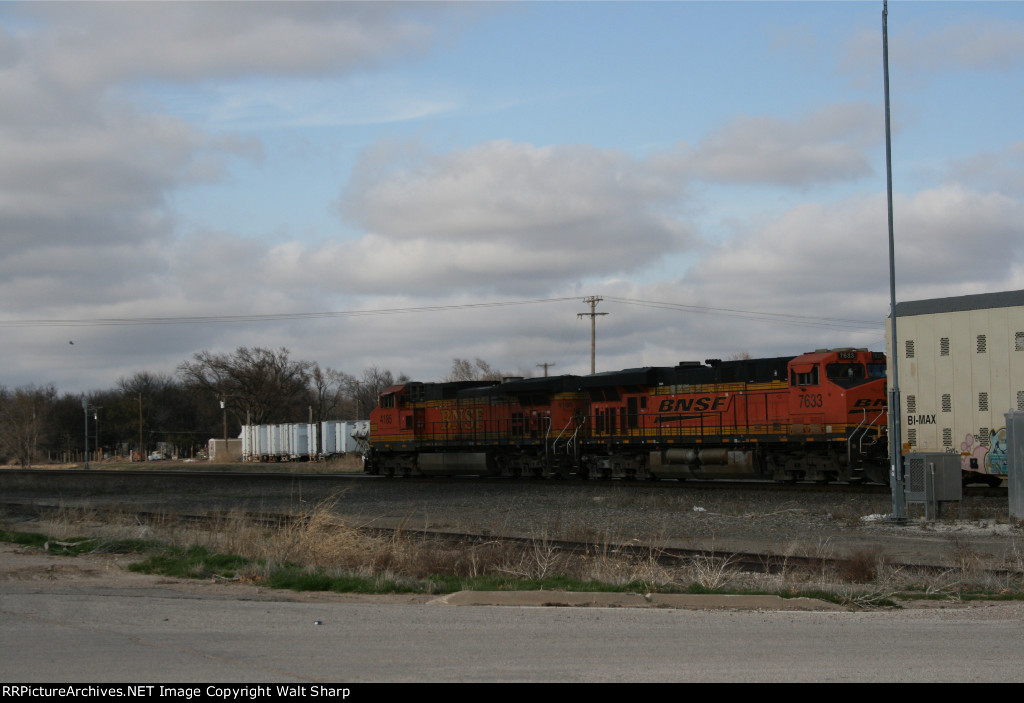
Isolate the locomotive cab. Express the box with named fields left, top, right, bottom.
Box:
left=787, top=349, right=889, bottom=483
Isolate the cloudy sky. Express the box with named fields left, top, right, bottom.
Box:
left=2, top=1, right=1023, bottom=394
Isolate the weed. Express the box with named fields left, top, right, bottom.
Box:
left=947, top=535, right=983, bottom=582
left=836, top=545, right=888, bottom=583
left=687, top=552, right=739, bottom=591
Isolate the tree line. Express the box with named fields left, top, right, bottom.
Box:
left=0, top=350, right=514, bottom=468
left=0, top=347, right=412, bottom=467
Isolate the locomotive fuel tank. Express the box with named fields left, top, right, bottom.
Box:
left=649, top=448, right=759, bottom=480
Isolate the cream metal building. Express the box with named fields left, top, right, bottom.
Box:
left=887, top=289, right=1024, bottom=480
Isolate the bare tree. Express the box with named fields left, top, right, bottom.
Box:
left=445, top=357, right=503, bottom=382
left=355, top=366, right=409, bottom=418
left=310, top=365, right=356, bottom=423
left=115, top=372, right=204, bottom=457
left=178, top=347, right=313, bottom=426
left=0, top=384, right=57, bottom=467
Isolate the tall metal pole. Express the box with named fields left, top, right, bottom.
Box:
left=577, top=296, right=608, bottom=374
left=883, top=0, right=907, bottom=522
left=221, top=397, right=228, bottom=458
left=82, top=396, right=90, bottom=470
left=138, top=392, right=144, bottom=461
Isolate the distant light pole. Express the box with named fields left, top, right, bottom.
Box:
left=220, top=397, right=228, bottom=459
left=82, top=396, right=90, bottom=470
left=219, top=395, right=243, bottom=461
left=93, top=407, right=102, bottom=461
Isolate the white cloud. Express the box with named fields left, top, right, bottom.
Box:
left=843, top=17, right=1024, bottom=85
left=949, top=142, right=1024, bottom=197
left=678, top=103, right=880, bottom=185
left=21, top=3, right=440, bottom=89
left=331, top=140, right=697, bottom=293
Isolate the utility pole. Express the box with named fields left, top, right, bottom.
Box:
left=883, top=0, right=907, bottom=522
left=577, top=296, right=608, bottom=374
left=82, top=396, right=90, bottom=470
left=138, top=392, right=144, bottom=462
left=221, top=396, right=228, bottom=450
left=536, top=362, right=556, bottom=377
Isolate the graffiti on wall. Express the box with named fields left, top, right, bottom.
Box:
left=960, top=429, right=1008, bottom=475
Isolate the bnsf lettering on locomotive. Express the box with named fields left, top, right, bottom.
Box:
left=853, top=399, right=887, bottom=408
left=657, top=396, right=729, bottom=413
left=440, top=408, right=484, bottom=431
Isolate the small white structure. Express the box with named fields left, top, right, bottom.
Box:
left=887, top=289, right=1024, bottom=480
left=208, top=438, right=242, bottom=462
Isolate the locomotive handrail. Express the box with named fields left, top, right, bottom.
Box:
left=551, top=416, right=574, bottom=453
left=848, top=409, right=869, bottom=466
left=862, top=409, right=885, bottom=454
left=570, top=421, right=583, bottom=459
left=848, top=408, right=886, bottom=465
left=543, top=415, right=552, bottom=466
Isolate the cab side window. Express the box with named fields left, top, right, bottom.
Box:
left=790, top=367, right=819, bottom=386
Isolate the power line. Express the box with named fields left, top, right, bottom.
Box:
left=0, top=293, right=883, bottom=334
left=603, top=296, right=882, bottom=331
left=0, top=297, right=581, bottom=329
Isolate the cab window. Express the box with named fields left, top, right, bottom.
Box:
left=790, top=366, right=819, bottom=386
left=826, top=362, right=872, bottom=388
left=826, top=363, right=865, bottom=381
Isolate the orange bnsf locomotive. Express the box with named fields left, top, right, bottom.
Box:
left=366, top=348, right=889, bottom=484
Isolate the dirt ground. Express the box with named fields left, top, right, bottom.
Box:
left=0, top=541, right=442, bottom=605
left=4, top=479, right=1023, bottom=605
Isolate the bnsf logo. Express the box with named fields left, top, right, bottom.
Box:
left=658, top=397, right=730, bottom=413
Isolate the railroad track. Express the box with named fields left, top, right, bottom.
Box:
left=3, top=500, right=1018, bottom=581
left=2, top=466, right=994, bottom=493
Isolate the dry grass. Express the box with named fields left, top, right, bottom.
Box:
left=5, top=497, right=1024, bottom=602
left=835, top=546, right=888, bottom=583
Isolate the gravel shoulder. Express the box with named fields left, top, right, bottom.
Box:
left=3, top=474, right=1023, bottom=607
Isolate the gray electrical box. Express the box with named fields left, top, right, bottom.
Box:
left=905, top=452, right=963, bottom=520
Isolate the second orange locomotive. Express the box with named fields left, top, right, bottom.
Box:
left=367, top=348, right=889, bottom=483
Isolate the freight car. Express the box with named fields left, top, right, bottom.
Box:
left=366, top=348, right=890, bottom=484
left=241, top=420, right=369, bottom=461
left=888, top=289, right=1024, bottom=487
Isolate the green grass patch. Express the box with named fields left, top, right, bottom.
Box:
left=2, top=528, right=1020, bottom=606
left=128, top=545, right=259, bottom=579
left=265, top=566, right=407, bottom=594
left=0, top=530, right=50, bottom=548
left=0, top=530, right=162, bottom=556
